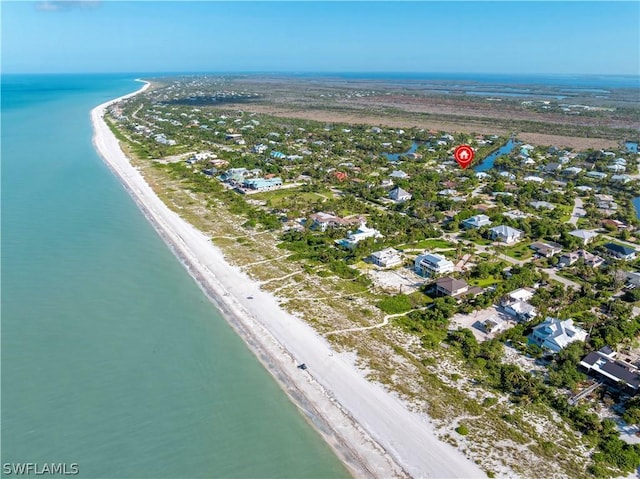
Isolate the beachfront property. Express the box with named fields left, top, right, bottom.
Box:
left=580, top=347, right=640, bottom=395
left=414, top=253, right=455, bottom=278
left=309, top=212, right=362, bottom=231
left=504, top=300, right=537, bottom=322
left=435, top=276, right=469, bottom=298
left=501, top=288, right=537, bottom=322
left=388, top=186, right=412, bottom=203
left=604, top=243, right=637, bottom=261
left=489, top=225, right=523, bottom=244
left=529, top=317, right=588, bottom=353
left=569, top=229, right=599, bottom=245
left=480, top=316, right=510, bottom=334
left=369, top=248, right=403, bottom=268
left=462, top=214, right=492, bottom=229
left=336, top=223, right=382, bottom=249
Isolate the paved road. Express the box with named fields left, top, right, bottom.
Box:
left=568, top=197, right=585, bottom=225
left=542, top=268, right=581, bottom=290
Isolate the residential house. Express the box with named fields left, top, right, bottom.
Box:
left=489, top=225, right=524, bottom=244
left=587, top=171, right=608, bottom=180
left=626, top=272, right=640, bottom=288
left=545, top=162, right=561, bottom=173
left=529, top=317, right=588, bottom=353
left=414, top=253, right=455, bottom=278
left=530, top=241, right=562, bottom=258
left=389, top=186, right=412, bottom=203
left=336, top=223, right=382, bottom=249
left=369, top=248, right=403, bottom=268
left=558, top=252, right=580, bottom=267
left=435, top=277, right=469, bottom=298
left=501, top=288, right=537, bottom=322
left=529, top=200, right=555, bottom=210
left=604, top=243, right=637, bottom=261
left=569, top=229, right=599, bottom=245
left=580, top=347, right=640, bottom=394
left=480, top=316, right=510, bottom=334
left=504, top=300, right=537, bottom=322
left=309, top=212, right=362, bottom=231
left=611, top=175, right=632, bottom=184
left=524, top=176, right=545, bottom=184
left=389, top=170, right=409, bottom=179
left=579, top=250, right=605, bottom=268
left=462, top=214, right=492, bottom=229
left=241, top=177, right=283, bottom=191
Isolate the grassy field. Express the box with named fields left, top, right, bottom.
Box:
left=502, top=242, right=534, bottom=260
left=249, top=188, right=331, bottom=207
left=397, top=239, right=457, bottom=250
left=469, top=276, right=502, bottom=288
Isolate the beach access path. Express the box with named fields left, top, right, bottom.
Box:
left=91, top=81, right=486, bottom=479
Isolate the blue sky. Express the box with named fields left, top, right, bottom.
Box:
left=2, top=1, right=639, bottom=75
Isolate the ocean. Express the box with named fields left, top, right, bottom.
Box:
left=1, top=74, right=349, bottom=478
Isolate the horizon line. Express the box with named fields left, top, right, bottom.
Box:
left=3, top=70, right=640, bottom=78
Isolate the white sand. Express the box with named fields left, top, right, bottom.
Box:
left=91, top=81, right=486, bottom=479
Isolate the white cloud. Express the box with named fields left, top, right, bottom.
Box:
left=35, top=1, right=100, bottom=12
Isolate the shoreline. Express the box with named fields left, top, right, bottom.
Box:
left=91, top=80, right=486, bottom=479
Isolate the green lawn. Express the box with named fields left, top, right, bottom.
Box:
left=469, top=276, right=502, bottom=287
left=396, top=239, right=456, bottom=250
left=503, top=242, right=534, bottom=260
left=250, top=188, right=329, bottom=207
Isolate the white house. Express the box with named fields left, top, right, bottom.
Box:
left=569, top=229, right=599, bottom=245
left=389, top=186, right=412, bottom=203
left=530, top=317, right=588, bottom=353
left=369, top=248, right=402, bottom=268
left=336, top=223, right=382, bottom=249
left=489, top=225, right=523, bottom=244
left=504, top=300, right=537, bottom=322
left=462, top=214, right=492, bottom=229
left=414, top=253, right=454, bottom=278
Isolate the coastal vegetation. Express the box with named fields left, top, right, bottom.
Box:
left=106, top=75, right=640, bottom=478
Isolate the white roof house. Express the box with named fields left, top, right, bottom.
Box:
left=369, top=248, right=402, bottom=268
left=529, top=200, right=555, bottom=210
left=389, top=186, right=412, bottom=203
left=507, top=287, right=535, bottom=303
left=489, top=225, right=524, bottom=244
left=336, top=223, right=382, bottom=249
left=462, top=214, right=492, bottom=229
left=414, top=253, right=454, bottom=278
left=505, top=300, right=537, bottom=322
left=530, top=317, right=588, bottom=353
left=523, top=175, right=545, bottom=183
left=569, top=229, right=599, bottom=245
left=389, top=170, right=409, bottom=179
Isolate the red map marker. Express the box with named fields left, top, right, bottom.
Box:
left=454, top=145, right=474, bottom=169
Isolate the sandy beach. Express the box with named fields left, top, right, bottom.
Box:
left=91, top=81, right=486, bottom=479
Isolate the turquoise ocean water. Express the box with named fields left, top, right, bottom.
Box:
left=1, top=74, right=349, bottom=478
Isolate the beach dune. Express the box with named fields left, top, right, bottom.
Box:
left=91, top=81, right=486, bottom=479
